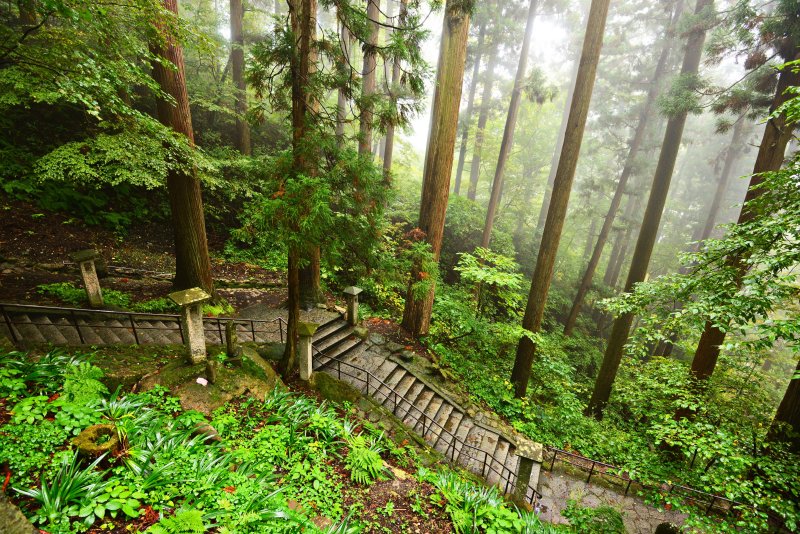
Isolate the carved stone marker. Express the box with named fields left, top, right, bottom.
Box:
left=70, top=249, right=104, bottom=308
left=297, top=321, right=319, bottom=381
left=513, top=438, right=543, bottom=503
left=343, top=286, right=362, bottom=326
left=225, top=321, right=241, bottom=358
left=168, top=287, right=211, bottom=364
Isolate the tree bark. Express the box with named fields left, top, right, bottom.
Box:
left=454, top=16, right=488, bottom=195
left=534, top=58, right=580, bottom=245
left=280, top=0, right=318, bottom=375
left=358, top=0, right=380, bottom=155
left=383, top=0, right=409, bottom=179
left=151, top=0, right=214, bottom=294
left=688, top=63, right=800, bottom=382
left=586, top=0, right=714, bottom=419
left=563, top=1, right=681, bottom=336
left=466, top=41, right=499, bottom=201
left=767, top=358, right=800, bottom=452
left=231, top=0, right=251, bottom=155
left=480, top=0, right=538, bottom=249
left=509, top=0, right=611, bottom=398
left=336, top=18, right=351, bottom=143
left=18, top=0, right=36, bottom=25
left=401, top=0, right=470, bottom=336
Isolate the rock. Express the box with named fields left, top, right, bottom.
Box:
left=369, top=333, right=385, bottom=344
left=0, top=492, right=37, bottom=534
left=399, top=350, right=415, bottom=362
left=73, top=424, right=120, bottom=457
left=386, top=463, right=412, bottom=481
left=353, top=326, right=370, bottom=340
left=193, top=422, right=222, bottom=443
left=312, top=516, right=333, bottom=530
left=256, top=342, right=285, bottom=363
left=368, top=410, right=381, bottom=423
left=385, top=341, right=404, bottom=353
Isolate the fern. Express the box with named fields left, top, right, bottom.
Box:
left=62, top=362, right=108, bottom=403
left=147, top=509, right=205, bottom=534
left=345, top=435, right=385, bottom=485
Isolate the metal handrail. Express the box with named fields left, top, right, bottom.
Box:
left=0, top=302, right=287, bottom=345
left=543, top=446, right=749, bottom=516
left=312, top=346, right=543, bottom=506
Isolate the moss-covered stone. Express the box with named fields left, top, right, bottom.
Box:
left=311, top=371, right=362, bottom=404
left=241, top=347, right=279, bottom=389
left=73, top=424, right=119, bottom=457
left=255, top=342, right=284, bottom=363
left=0, top=492, right=37, bottom=534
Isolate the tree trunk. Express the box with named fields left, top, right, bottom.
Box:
left=604, top=190, right=642, bottom=288
left=18, top=0, right=35, bottom=25
left=586, top=0, right=714, bottom=419
left=767, top=358, right=800, bottom=452
left=336, top=19, right=351, bottom=144
left=513, top=162, right=537, bottom=249
left=280, top=0, right=318, bottom=376
left=688, top=63, right=800, bottom=382
left=358, top=0, right=380, bottom=155
left=151, top=0, right=214, bottom=294
left=454, top=16, right=488, bottom=195
left=480, top=0, right=538, bottom=249
left=383, top=0, right=409, bottom=179
left=563, top=1, right=681, bottom=336
left=230, top=0, right=251, bottom=155
left=695, top=116, right=745, bottom=242
left=583, top=218, right=597, bottom=262
left=534, top=58, right=580, bottom=244
left=509, top=0, right=611, bottom=398
left=466, top=42, right=499, bottom=201
left=401, top=0, right=470, bottom=336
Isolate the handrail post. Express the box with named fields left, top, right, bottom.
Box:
left=550, top=449, right=557, bottom=471
left=129, top=314, right=140, bottom=345
left=279, top=318, right=284, bottom=342
left=70, top=310, right=85, bottom=344
left=587, top=461, right=595, bottom=483
left=2, top=306, right=18, bottom=343
left=250, top=320, right=256, bottom=342
left=217, top=319, right=224, bottom=345
left=513, top=439, right=542, bottom=503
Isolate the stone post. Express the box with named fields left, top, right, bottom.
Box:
left=513, top=439, right=543, bottom=503
left=168, top=288, right=212, bottom=365
left=343, top=286, right=362, bottom=326
left=70, top=250, right=103, bottom=308
left=297, top=322, right=319, bottom=381
left=225, top=321, right=241, bottom=358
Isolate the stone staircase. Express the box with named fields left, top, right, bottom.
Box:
left=1, top=303, right=540, bottom=505
left=312, top=318, right=541, bottom=503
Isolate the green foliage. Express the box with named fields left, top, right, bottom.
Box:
left=562, top=500, right=626, bottom=533
left=62, top=361, right=108, bottom=404
left=344, top=435, right=386, bottom=485
left=454, top=247, right=523, bottom=318
left=37, top=282, right=88, bottom=307
left=147, top=509, right=206, bottom=534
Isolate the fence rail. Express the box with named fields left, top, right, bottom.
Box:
left=0, top=303, right=286, bottom=346
left=313, top=348, right=543, bottom=507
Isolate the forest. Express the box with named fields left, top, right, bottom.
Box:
left=0, top=0, right=799, bottom=532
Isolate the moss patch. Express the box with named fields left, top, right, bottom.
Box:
left=73, top=424, right=119, bottom=457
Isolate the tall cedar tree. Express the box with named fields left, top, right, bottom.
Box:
left=510, top=0, right=611, bottom=398
left=401, top=0, right=471, bottom=336
left=383, top=0, right=409, bottom=178
left=586, top=0, right=715, bottom=419
left=563, top=0, right=683, bottom=335
left=466, top=22, right=498, bottom=201
left=279, top=0, right=318, bottom=375
left=453, top=13, right=488, bottom=195
left=480, top=0, right=538, bottom=249
left=231, top=0, right=251, bottom=155
left=688, top=63, right=800, bottom=382
left=358, top=0, right=379, bottom=155
left=151, top=0, right=214, bottom=293
left=769, top=358, right=800, bottom=452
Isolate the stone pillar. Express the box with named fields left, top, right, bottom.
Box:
left=168, top=288, right=212, bottom=365
left=225, top=321, right=241, bottom=358
left=297, top=322, right=319, bottom=381
left=70, top=250, right=103, bottom=308
left=513, top=439, right=543, bottom=503
left=343, top=286, right=362, bottom=326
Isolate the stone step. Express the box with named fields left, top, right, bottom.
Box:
left=396, top=380, right=425, bottom=421
left=104, top=319, right=136, bottom=344
left=314, top=322, right=352, bottom=350
left=436, top=409, right=464, bottom=451
left=51, top=317, right=82, bottom=344
left=415, top=394, right=442, bottom=439
left=314, top=318, right=347, bottom=341
left=75, top=319, right=104, bottom=344
left=393, top=374, right=417, bottom=402
left=429, top=402, right=454, bottom=446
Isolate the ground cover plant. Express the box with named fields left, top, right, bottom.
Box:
left=0, top=348, right=567, bottom=533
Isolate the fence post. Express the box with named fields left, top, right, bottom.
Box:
left=2, top=307, right=18, bottom=343
left=129, top=315, right=140, bottom=345
left=168, top=288, right=211, bottom=364
left=587, top=462, right=595, bottom=484
left=343, top=286, right=362, bottom=326
left=513, top=439, right=543, bottom=502
left=70, top=250, right=104, bottom=308
left=297, top=322, right=319, bottom=381
left=70, top=310, right=86, bottom=344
